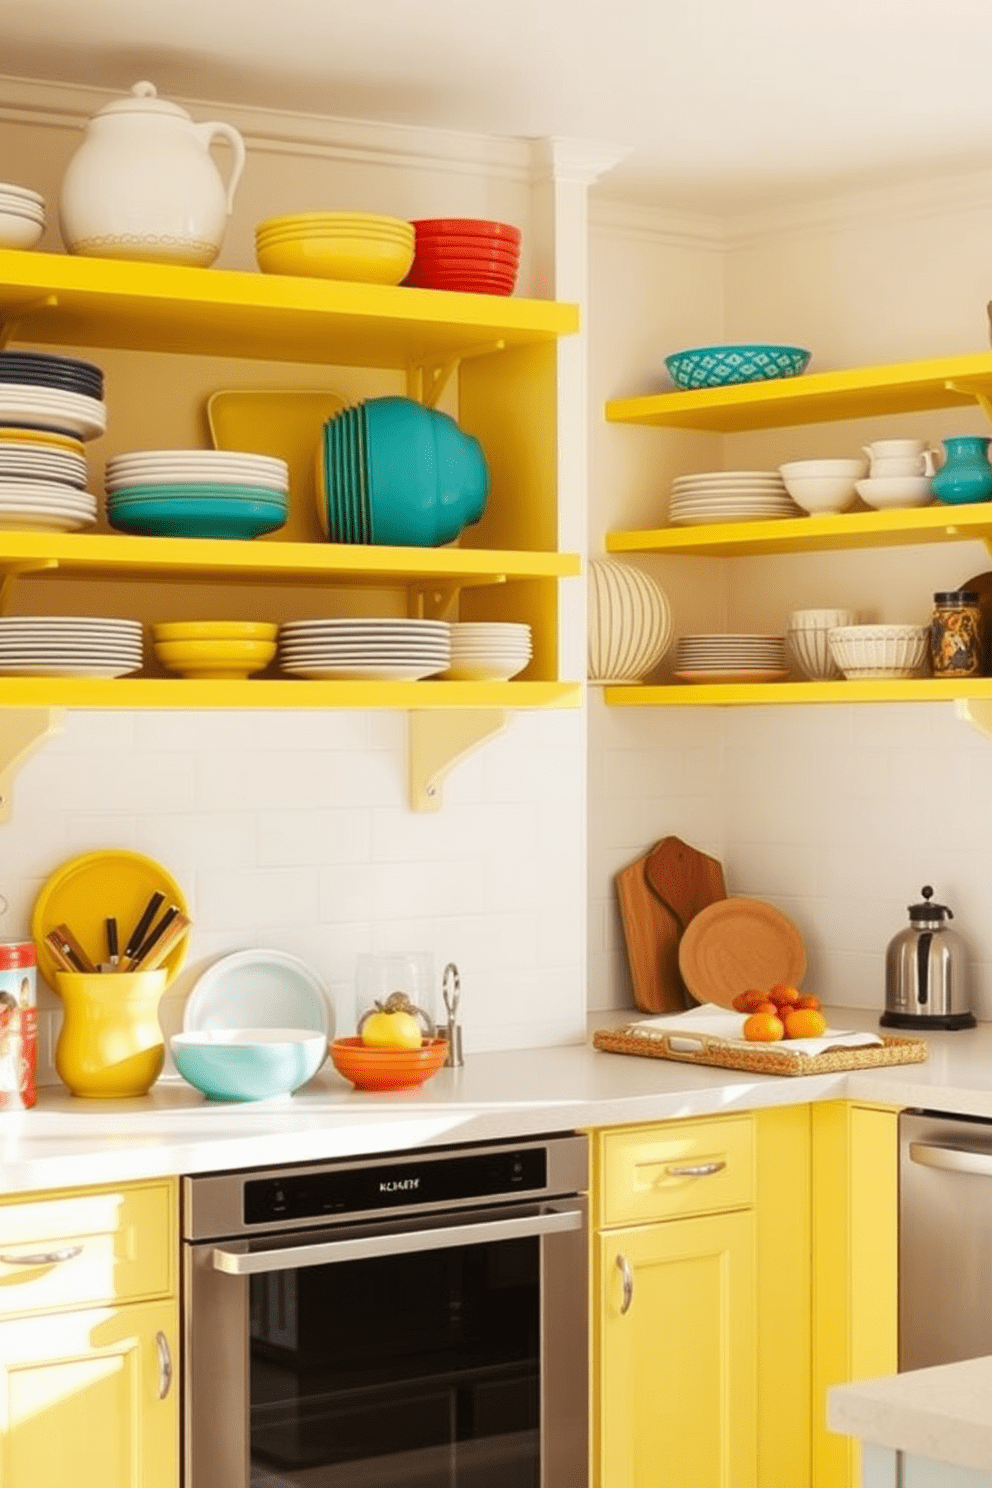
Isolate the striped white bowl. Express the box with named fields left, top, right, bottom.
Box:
left=588, top=558, right=673, bottom=682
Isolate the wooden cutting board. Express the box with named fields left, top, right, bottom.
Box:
left=615, top=852, right=688, bottom=1014
left=644, top=836, right=727, bottom=930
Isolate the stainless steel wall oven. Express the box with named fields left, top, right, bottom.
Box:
left=182, top=1132, right=588, bottom=1488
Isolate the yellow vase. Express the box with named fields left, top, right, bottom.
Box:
left=54, top=970, right=168, bottom=1098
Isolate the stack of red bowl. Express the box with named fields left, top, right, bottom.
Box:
left=404, top=218, right=521, bottom=296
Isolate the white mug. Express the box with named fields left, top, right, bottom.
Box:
left=863, top=442, right=935, bottom=477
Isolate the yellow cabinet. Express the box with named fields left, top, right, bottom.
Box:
left=0, top=1178, right=179, bottom=1488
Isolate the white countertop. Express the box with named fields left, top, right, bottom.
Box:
left=829, top=1356, right=992, bottom=1472
left=7, top=1006, right=992, bottom=1192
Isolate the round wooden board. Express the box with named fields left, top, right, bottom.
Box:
left=677, top=897, right=807, bottom=1007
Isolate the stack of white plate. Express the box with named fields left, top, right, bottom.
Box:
left=669, top=471, right=804, bottom=526
left=442, top=622, right=532, bottom=682
left=105, top=449, right=289, bottom=494
left=674, top=634, right=789, bottom=684
left=278, top=618, right=451, bottom=681
left=0, top=427, right=94, bottom=530
left=0, top=616, right=144, bottom=677
left=0, top=350, right=105, bottom=442
left=0, top=182, right=45, bottom=249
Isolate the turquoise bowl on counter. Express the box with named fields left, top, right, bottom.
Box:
left=170, top=1028, right=328, bottom=1102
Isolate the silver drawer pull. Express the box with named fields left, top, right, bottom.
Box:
left=909, top=1141, right=992, bottom=1178
left=665, top=1160, right=726, bottom=1179
left=616, top=1252, right=634, bottom=1315
left=155, top=1331, right=172, bottom=1400
left=0, top=1245, right=83, bottom=1267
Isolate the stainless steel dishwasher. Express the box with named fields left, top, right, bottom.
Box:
left=899, top=1108, right=992, bottom=1370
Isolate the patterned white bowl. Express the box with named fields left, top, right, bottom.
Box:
left=588, top=558, right=673, bottom=682
left=786, top=608, right=855, bottom=679
left=827, top=624, right=929, bottom=680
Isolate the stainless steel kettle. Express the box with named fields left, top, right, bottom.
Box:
left=882, top=885, right=975, bottom=1030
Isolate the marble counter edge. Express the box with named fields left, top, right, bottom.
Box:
left=828, top=1356, right=992, bottom=1473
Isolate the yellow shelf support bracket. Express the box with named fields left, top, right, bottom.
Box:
left=0, top=295, right=60, bottom=347
left=409, top=582, right=462, bottom=622
left=408, top=708, right=507, bottom=812
left=407, top=339, right=507, bottom=409
left=955, top=696, right=992, bottom=740
left=0, top=559, right=60, bottom=614
left=0, top=707, right=63, bottom=822
left=945, top=380, right=992, bottom=428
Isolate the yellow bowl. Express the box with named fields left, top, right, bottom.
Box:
left=256, top=220, right=414, bottom=244
left=153, top=637, right=277, bottom=679
left=152, top=620, right=278, bottom=643
left=256, top=235, right=415, bottom=285
left=256, top=212, right=412, bottom=237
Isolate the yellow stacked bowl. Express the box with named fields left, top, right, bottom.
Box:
left=152, top=621, right=278, bottom=679
left=255, top=212, right=415, bottom=284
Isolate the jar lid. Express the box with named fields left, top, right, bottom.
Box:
left=933, top=591, right=980, bottom=604
left=908, top=885, right=952, bottom=923
left=0, top=942, right=36, bottom=969
left=90, top=82, right=191, bottom=121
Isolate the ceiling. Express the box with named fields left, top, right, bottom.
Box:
left=5, top=0, right=992, bottom=213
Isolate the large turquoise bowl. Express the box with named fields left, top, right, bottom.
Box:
left=170, top=1028, right=328, bottom=1102
left=664, top=343, right=811, bottom=390
left=362, top=396, right=490, bottom=547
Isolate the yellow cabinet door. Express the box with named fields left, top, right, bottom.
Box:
left=595, top=1209, right=757, bottom=1488
left=0, top=1296, right=178, bottom=1488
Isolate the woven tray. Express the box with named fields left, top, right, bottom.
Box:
left=593, top=1026, right=928, bottom=1077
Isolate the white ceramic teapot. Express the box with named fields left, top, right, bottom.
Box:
left=58, top=81, right=246, bottom=268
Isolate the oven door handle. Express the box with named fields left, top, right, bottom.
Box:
left=209, top=1204, right=584, bottom=1275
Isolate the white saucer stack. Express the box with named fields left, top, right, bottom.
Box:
left=674, top=634, right=789, bottom=684
left=669, top=470, right=803, bottom=526
left=278, top=618, right=451, bottom=681
left=443, top=622, right=532, bottom=681
left=0, top=616, right=143, bottom=677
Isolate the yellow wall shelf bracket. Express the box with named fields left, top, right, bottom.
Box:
left=408, top=708, right=507, bottom=811
left=0, top=294, right=59, bottom=348
left=955, top=697, right=992, bottom=740
left=944, top=380, right=992, bottom=428
left=0, top=558, right=60, bottom=613
left=0, top=707, right=63, bottom=822
left=407, top=339, right=508, bottom=408
left=409, top=574, right=507, bottom=621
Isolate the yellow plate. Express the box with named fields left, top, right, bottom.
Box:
left=0, top=427, right=84, bottom=452
left=32, top=849, right=190, bottom=988
left=207, top=388, right=348, bottom=544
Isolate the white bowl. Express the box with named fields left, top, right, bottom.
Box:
left=779, top=459, right=867, bottom=479
left=786, top=609, right=856, bottom=679
left=0, top=211, right=44, bottom=250
left=588, top=558, right=673, bottom=682
left=855, top=476, right=934, bottom=510
left=779, top=473, right=860, bottom=513
left=827, top=624, right=929, bottom=680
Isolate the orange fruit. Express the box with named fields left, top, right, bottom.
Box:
left=743, top=1012, right=785, bottom=1042
left=796, top=994, right=821, bottom=1011
left=767, top=983, right=801, bottom=1007
left=753, top=1001, right=778, bottom=1016
left=783, top=1008, right=827, bottom=1040
left=733, top=990, right=771, bottom=1013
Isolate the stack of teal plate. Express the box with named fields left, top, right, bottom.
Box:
left=317, top=396, right=490, bottom=548
left=105, top=449, right=289, bottom=540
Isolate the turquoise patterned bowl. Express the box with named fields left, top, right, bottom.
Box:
left=664, top=343, right=811, bottom=390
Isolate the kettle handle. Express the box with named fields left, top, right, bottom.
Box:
left=193, top=121, right=246, bottom=216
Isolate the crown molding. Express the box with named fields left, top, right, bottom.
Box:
left=528, top=137, right=630, bottom=189
left=589, top=193, right=728, bottom=253
left=0, top=72, right=532, bottom=182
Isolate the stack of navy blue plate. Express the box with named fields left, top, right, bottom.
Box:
left=0, top=350, right=106, bottom=440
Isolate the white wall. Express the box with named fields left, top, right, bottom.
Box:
left=586, top=172, right=992, bottom=1022
left=0, top=79, right=588, bottom=1078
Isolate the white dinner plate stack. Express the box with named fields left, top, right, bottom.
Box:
left=278, top=618, right=452, bottom=681
left=0, top=182, right=45, bottom=248
left=674, top=633, right=789, bottom=684
left=0, top=616, right=144, bottom=677
left=0, top=427, right=94, bottom=530
left=668, top=470, right=804, bottom=526
left=442, top=622, right=532, bottom=681
left=104, top=449, right=290, bottom=494
left=0, top=350, right=106, bottom=442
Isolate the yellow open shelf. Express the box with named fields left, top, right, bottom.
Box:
left=604, top=678, right=992, bottom=707
left=0, top=249, right=578, bottom=367
left=605, top=351, right=992, bottom=432
left=0, top=677, right=581, bottom=710
left=607, top=502, right=992, bottom=558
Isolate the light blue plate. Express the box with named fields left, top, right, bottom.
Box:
left=107, top=481, right=288, bottom=504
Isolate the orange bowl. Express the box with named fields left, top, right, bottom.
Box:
left=329, top=1036, right=448, bottom=1091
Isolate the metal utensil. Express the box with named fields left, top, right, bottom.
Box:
left=441, top=961, right=463, bottom=1067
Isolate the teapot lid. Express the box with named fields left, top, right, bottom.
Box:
left=91, top=82, right=191, bottom=121
left=908, top=885, right=953, bottom=923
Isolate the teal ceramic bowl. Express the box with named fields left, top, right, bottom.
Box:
left=363, top=395, right=490, bottom=546
left=170, top=1028, right=328, bottom=1102
left=107, top=496, right=287, bottom=540
left=664, top=343, right=811, bottom=390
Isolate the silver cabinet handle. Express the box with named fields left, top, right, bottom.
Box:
left=616, top=1252, right=633, bottom=1315
left=155, top=1331, right=172, bottom=1400
left=211, top=1206, right=583, bottom=1276
left=909, top=1141, right=992, bottom=1178
left=665, top=1161, right=726, bottom=1178
left=0, top=1245, right=83, bottom=1267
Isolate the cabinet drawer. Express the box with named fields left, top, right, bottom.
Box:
left=595, top=1116, right=754, bottom=1228
left=0, top=1178, right=176, bottom=1318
